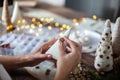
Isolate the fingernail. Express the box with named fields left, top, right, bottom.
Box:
left=47, top=54, right=52, bottom=58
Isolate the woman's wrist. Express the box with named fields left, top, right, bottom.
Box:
left=54, top=68, right=69, bottom=80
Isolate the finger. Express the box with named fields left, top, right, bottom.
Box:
left=32, top=38, right=57, bottom=53
left=59, top=39, right=65, bottom=56
left=41, top=38, right=57, bottom=53
left=63, top=37, right=77, bottom=52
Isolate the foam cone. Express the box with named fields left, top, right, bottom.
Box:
left=1, top=0, right=12, bottom=26
left=0, top=64, right=12, bottom=80
left=11, top=2, right=22, bottom=24
left=94, top=20, right=113, bottom=72
left=46, top=28, right=72, bottom=60
left=112, top=17, right=120, bottom=56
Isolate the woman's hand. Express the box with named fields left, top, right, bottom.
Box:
left=0, top=38, right=57, bottom=71
left=22, top=38, right=57, bottom=67
left=55, top=37, right=82, bottom=80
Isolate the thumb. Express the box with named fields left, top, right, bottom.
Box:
left=59, top=40, right=65, bottom=56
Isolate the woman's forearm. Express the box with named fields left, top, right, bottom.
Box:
left=0, top=56, right=27, bottom=70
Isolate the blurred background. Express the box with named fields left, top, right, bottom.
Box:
left=0, top=0, right=120, bottom=22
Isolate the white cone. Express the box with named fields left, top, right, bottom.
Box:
left=11, top=2, right=22, bottom=24
left=94, top=20, right=113, bottom=72
left=46, top=28, right=72, bottom=60
left=112, top=17, right=120, bottom=56
left=1, top=0, right=12, bottom=26
left=0, top=64, right=12, bottom=80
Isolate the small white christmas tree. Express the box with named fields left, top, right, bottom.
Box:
left=1, top=0, right=12, bottom=26
left=94, top=20, right=113, bottom=72
left=112, top=17, right=120, bottom=56
left=0, top=64, right=12, bottom=80
left=11, top=2, right=22, bottom=24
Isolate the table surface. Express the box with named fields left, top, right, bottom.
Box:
left=10, top=1, right=94, bottom=80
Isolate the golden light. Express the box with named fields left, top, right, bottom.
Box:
left=21, top=25, right=25, bottom=29
left=37, top=22, right=41, bottom=25
left=92, top=15, right=97, bottom=20
left=55, top=22, right=59, bottom=27
left=48, top=26, right=52, bottom=30
left=17, top=20, right=21, bottom=24
left=66, top=25, right=70, bottom=29
left=50, top=18, right=54, bottom=21
left=25, top=25, right=30, bottom=29
left=38, top=28, right=42, bottom=32
left=39, top=24, right=43, bottom=27
left=17, top=27, right=20, bottom=31
left=72, top=18, right=77, bottom=23
left=45, top=18, right=51, bottom=23
left=6, top=25, right=13, bottom=30
left=31, top=24, right=35, bottom=28
left=32, top=18, right=36, bottom=22
left=62, top=24, right=67, bottom=28
left=36, top=33, right=39, bottom=37
left=81, top=17, right=86, bottom=22
left=29, top=29, right=34, bottom=33
left=22, top=19, right=26, bottom=23
left=40, top=18, right=44, bottom=22
left=60, top=27, right=64, bottom=31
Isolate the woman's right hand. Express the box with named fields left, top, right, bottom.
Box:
left=55, top=37, right=82, bottom=80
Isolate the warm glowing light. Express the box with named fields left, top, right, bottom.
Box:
left=93, top=15, right=97, bottom=20
left=48, top=26, right=52, bottom=30
left=38, top=28, right=42, bottom=32
left=62, top=24, right=67, bottom=28
left=7, top=25, right=13, bottom=30
left=17, top=27, right=20, bottom=31
left=37, top=22, right=41, bottom=25
left=21, top=25, right=25, bottom=29
left=22, top=19, right=26, bottom=23
left=40, top=18, right=44, bottom=21
left=25, top=25, right=30, bottom=29
left=32, top=18, right=36, bottom=22
left=75, top=22, right=79, bottom=25
left=29, top=29, right=34, bottom=33
left=50, top=18, right=54, bottom=21
left=66, top=25, right=70, bottom=29
left=55, top=22, right=59, bottom=27
left=31, top=24, right=35, bottom=28
left=39, top=24, right=43, bottom=27
left=81, top=17, right=86, bottom=22
left=84, top=30, right=89, bottom=35
left=72, top=18, right=77, bottom=23
left=36, top=33, right=39, bottom=37
left=17, top=20, right=21, bottom=24
left=45, top=18, right=51, bottom=23
left=60, top=27, right=64, bottom=31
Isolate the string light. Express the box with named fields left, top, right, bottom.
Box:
left=6, top=24, right=13, bottom=30
left=38, top=28, right=42, bottom=32
left=55, top=22, right=59, bottom=27
left=60, top=27, right=64, bottom=31
left=48, top=26, right=52, bottom=30
left=39, top=24, right=43, bottom=27
left=32, top=18, right=36, bottom=22
left=22, top=19, right=26, bottom=23
left=17, top=20, right=21, bottom=24
left=35, top=33, right=39, bottom=37
left=92, top=15, right=97, bottom=20
left=40, top=18, right=44, bottom=21
left=29, top=29, right=34, bottom=33
left=31, top=24, right=35, bottom=28
left=17, top=27, right=20, bottom=31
